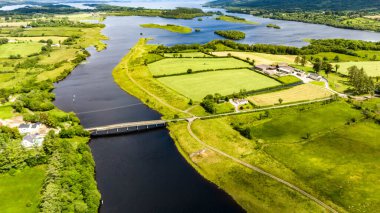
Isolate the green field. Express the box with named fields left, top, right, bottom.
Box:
left=0, top=42, right=43, bottom=58
left=0, top=165, right=46, bottom=213
left=163, top=52, right=211, bottom=57
left=276, top=75, right=302, bottom=84
left=265, top=121, right=380, bottom=213
left=310, top=52, right=365, bottom=62
left=248, top=101, right=363, bottom=143
left=22, top=27, right=82, bottom=37
left=148, top=58, right=251, bottom=76
left=0, top=104, right=16, bottom=119
left=248, top=83, right=332, bottom=106
left=158, top=69, right=281, bottom=100
left=334, top=61, right=380, bottom=76
left=140, top=23, right=192, bottom=33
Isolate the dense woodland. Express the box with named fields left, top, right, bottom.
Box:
left=208, top=0, right=380, bottom=11
left=208, top=0, right=380, bottom=32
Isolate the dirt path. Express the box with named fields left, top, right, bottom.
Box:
left=186, top=117, right=338, bottom=213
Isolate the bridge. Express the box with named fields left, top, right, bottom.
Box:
left=85, top=97, right=333, bottom=137
left=85, top=119, right=185, bottom=136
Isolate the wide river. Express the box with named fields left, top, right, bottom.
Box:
left=52, top=5, right=380, bottom=212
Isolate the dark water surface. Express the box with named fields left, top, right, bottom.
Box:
left=53, top=12, right=380, bottom=213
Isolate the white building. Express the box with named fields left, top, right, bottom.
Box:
left=21, top=134, right=44, bottom=148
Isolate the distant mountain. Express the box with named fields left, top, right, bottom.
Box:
left=208, top=0, right=380, bottom=11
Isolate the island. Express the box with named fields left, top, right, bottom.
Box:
left=266, top=23, right=281, bottom=29
left=214, top=30, right=246, bottom=40
left=216, top=15, right=259, bottom=25
left=140, top=23, right=192, bottom=34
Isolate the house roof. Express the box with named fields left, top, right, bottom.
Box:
left=23, top=134, right=35, bottom=143
left=19, top=124, right=30, bottom=129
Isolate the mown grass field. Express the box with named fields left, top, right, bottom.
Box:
left=212, top=51, right=297, bottom=65
left=164, top=52, right=211, bottom=58
left=148, top=58, right=251, bottom=75
left=0, top=42, right=43, bottom=58
left=140, top=23, right=192, bottom=33
left=334, top=61, right=380, bottom=76
left=249, top=83, right=332, bottom=106
left=158, top=69, right=281, bottom=100
left=0, top=165, right=46, bottom=213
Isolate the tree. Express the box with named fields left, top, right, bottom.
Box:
left=348, top=66, right=374, bottom=95
left=335, top=64, right=340, bottom=72
left=294, top=56, right=300, bottom=64
left=187, top=68, right=193, bottom=74
left=325, top=63, right=333, bottom=77
left=300, top=55, right=307, bottom=66
left=278, top=98, right=283, bottom=104
left=334, top=55, right=340, bottom=62
left=313, top=58, right=322, bottom=73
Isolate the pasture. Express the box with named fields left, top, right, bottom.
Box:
left=264, top=121, right=380, bottom=213
left=334, top=61, right=380, bottom=76
left=248, top=83, right=332, bottom=106
left=0, top=165, right=46, bottom=213
left=148, top=57, right=251, bottom=76
left=0, top=42, right=43, bottom=58
left=22, top=27, right=82, bottom=37
left=212, top=51, right=296, bottom=65
left=158, top=69, right=281, bottom=100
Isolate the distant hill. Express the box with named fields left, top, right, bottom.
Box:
left=208, top=0, right=380, bottom=11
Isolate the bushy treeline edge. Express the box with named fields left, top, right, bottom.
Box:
left=152, top=39, right=380, bottom=56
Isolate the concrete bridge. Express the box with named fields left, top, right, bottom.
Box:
left=85, top=119, right=185, bottom=136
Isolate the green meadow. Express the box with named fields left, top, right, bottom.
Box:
left=0, top=42, right=43, bottom=58
left=0, top=166, right=46, bottom=213
left=158, top=69, right=281, bottom=100
left=334, top=61, right=380, bottom=76
left=148, top=57, right=251, bottom=76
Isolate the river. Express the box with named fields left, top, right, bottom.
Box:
left=52, top=5, right=380, bottom=213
